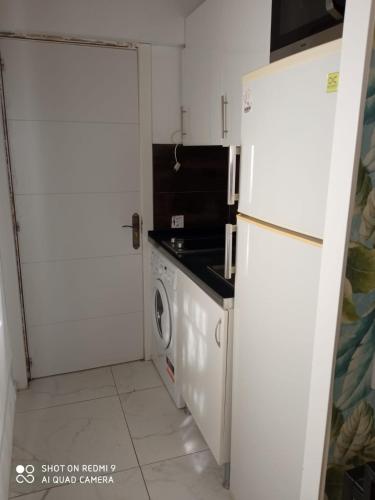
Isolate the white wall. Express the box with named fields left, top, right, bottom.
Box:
left=0, top=236, right=16, bottom=500
left=0, top=0, right=188, bottom=46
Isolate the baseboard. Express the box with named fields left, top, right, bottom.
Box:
left=0, top=377, right=16, bottom=500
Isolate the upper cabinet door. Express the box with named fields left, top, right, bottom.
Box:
left=185, top=0, right=224, bottom=51
left=239, top=42, right=340, bottom=238
left=222, top=51, right=268, bottom=147
left=182, top=0, right=224, bottom=145
left=183, top=0, right=272, bottom=146
left=182, top=48, right=222, bottom=146
left=221, top=0, right=272, bottom=54
left=221, top=0, right=272, bottom=146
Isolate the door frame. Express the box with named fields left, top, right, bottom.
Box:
left=299, top=1, right=375, bottom=499
left=0, top=33, right=153, bottom=387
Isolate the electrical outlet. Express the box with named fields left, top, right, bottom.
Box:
left=171, top=215, right=184, bottom=228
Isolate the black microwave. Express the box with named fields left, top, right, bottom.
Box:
left=271, top=0, right=346, bottom=62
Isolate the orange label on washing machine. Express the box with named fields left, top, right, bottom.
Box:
left=166, top=357, right=175, bottom=383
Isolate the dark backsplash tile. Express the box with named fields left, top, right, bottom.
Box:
left=153, top=145, right=229, bottom=193
left=154, top=191, right=229, bottom=229
left=153, top=144, right=230, bottom=229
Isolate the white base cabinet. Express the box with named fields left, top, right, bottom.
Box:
left=177, top=269, right=232, bottom=465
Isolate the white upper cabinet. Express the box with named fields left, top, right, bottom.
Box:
left=221, top=0, right=272, bottom=54
left=182, top=0, right=223, bottom=145
left=182, top=0, right=272, bottom=146
left=184, top=0, right=223, bottom=50
left=182, top=48, right=222, bottom=145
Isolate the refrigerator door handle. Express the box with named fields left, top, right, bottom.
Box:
left=227, top=145, right=240, bottom=205
left=225, top=223, right=237, bottom=279
left=214, top=318, right=222, bottom=348
left=221, top=94, right=228, bottom=140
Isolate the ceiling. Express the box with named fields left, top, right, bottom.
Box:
left=178, top=0, right=205, bottom=16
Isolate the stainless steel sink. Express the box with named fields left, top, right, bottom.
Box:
left=162, top=236, right=225, bottom=255
left=207, top=264, right=235, bottom=286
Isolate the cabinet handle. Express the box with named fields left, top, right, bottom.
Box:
left=225, top=223, right=237, bottom=279
left=221, top=95, right=228, bottom=140
left=227, top=145, right=240, bottom=205
left=180, top=106, right=187, bottom=142
left=215, top=318, right=222, bottom=347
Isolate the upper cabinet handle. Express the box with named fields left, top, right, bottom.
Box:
left=227, top=145, right=241, bottom=205
left=221, top=95, right=228, bottom=139
left=215, top=318, right=222, bottom=348
left=180, top=106, right=187, bottom=142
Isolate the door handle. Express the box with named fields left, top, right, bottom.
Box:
left=227, top=145, right=240, bottom=205
left=122, top=212, right=141, bottom=249
left=225, top=223, right=236, bottom=280
left=215, top=318, right=222, bottom=348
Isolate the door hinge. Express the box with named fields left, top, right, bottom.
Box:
left=16, top=221, right=20, bottom=232
left=0, top=58, right=4, bottom=71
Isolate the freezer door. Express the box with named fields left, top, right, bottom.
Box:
left=239, top=41, right=340, bottom=239
left=230, top=216, right=322, bottom=500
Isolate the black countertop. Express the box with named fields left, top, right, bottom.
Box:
left=148, top=228, right=234, bottom=309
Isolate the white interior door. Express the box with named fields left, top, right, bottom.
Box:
left=0, top=39, right=144, bottom=378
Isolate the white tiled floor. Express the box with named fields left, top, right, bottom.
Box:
left=10, top=361, right=233, bottom=499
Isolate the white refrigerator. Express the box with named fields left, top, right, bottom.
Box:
left=230, top=40, right=341, bottom=500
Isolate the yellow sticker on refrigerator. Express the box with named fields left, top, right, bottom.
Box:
left=326, top=72, right=339, bottom=93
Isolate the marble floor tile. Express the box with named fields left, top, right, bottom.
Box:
left=16, top=367, right=116, bottom=412
left=112, top=361, right=162, bottom=394
left=9, top=468, right=149, bottom=500
left=142, top=450, right=233, bottom=500
left=10, top=397, right=137, bottom=497
left=121, top=386, right=207, bottom=465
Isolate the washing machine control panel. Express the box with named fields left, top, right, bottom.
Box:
left=151, top=249, right=178, bottom=290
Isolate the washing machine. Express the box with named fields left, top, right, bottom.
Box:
left=151, top=248, right=184, bottom=408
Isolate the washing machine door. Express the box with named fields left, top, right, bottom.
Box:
left=154, top=278, right=172, bottom=349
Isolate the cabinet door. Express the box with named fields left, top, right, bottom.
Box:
left=221, top=0, right=272, bottom=54
left=183, top=0, right=223, bottom=145
left=220, top=0, right=271, bottom=146
left=185, top=0, right=223, bottom=51
left=182, top=48, right=222, bottom=145
left=177, top=271, right=229, bottom=464
left=222, top=51, right=268, bottom=146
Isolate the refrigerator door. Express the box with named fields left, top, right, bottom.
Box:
left=239, top=40, right=340, bottom=239
left=230, top=216, right=322, bottom=500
